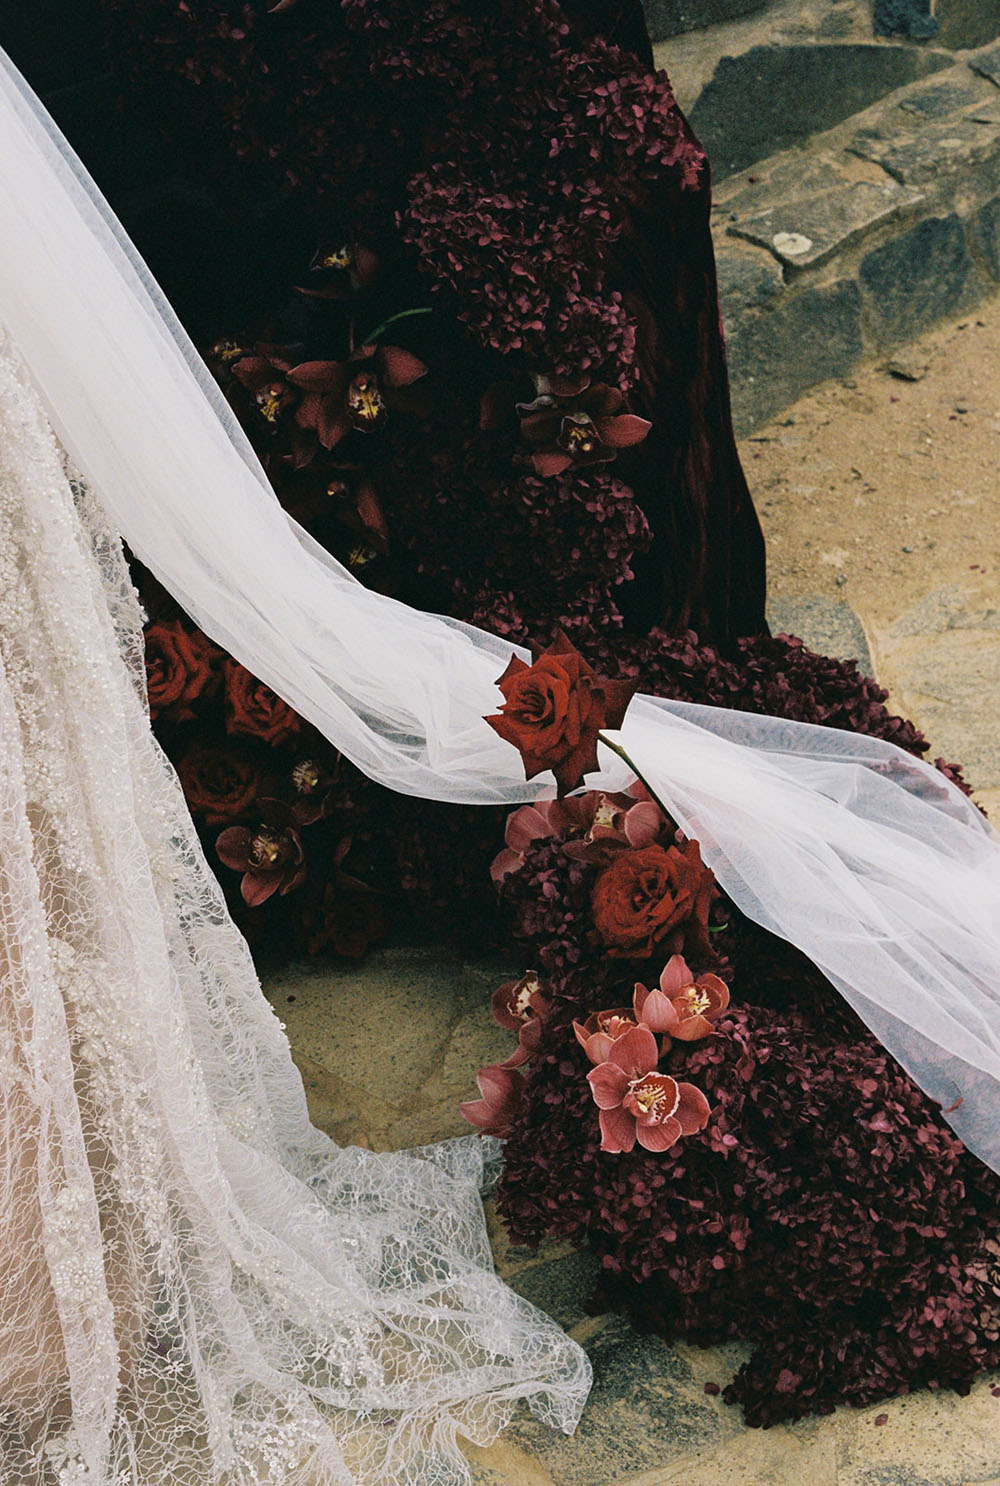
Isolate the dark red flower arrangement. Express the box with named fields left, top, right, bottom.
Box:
left=112, top=0, right=1000, bottom=1423
left=475, top=633, right=1000, bottom=1427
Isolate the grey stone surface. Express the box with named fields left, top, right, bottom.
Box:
left=973, top=193, right=1000, bottom=278
left=729, top=178, right=924, bottom=271
left=690, top=44, right=952, bottom=181
left=858, top=215, right=981, bottom=347
left=849, top=114, right=1000, bottom=187
left=971, top=44, right=1000, bottom=89
left=874, top=0, right=938, bottom=39
left=505, top=1249, right=603, bottom=1331
left=726, top=279, right=863, bottom=433
left=897, top=76, right=982, bottom=118
left=642, top=0, right=771, bottom=41
left=508, top=1318, right=742, bottom=1485
left=715, top=242, right=786, bottom=322
left=934, top=0, right=1000, bottom=51
left=767, top=595, right=874, bottom=672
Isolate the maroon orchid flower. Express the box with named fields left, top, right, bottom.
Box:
left=287, top=343, right=428, bottom=450
left=280, top=466, right=389, bottom=549
left=298, top=241, right=380, bottom=300
left=492, top=971, right=551, bottom=1068
left=288, top=758, right=337, bottom=826
left=586, top=1025, right=711, bottom=1154
left=635, top=954, right=730, bottom=1042
left=216, top=801, right=306, bottom=906
left=479, top=371, right=590, bottom=432
left=460, top=1064, right=525, bottom=1135
left=230, top=347, right=298, bottom=428
left=486, top=631, right=638, bottom=796
left=518, top=378, right=651, bottom=478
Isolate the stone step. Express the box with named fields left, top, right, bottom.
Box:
left=702, top=49, right=1000, bottom=431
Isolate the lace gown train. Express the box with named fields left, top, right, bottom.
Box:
left=0, top=328, right=589, bottom=1484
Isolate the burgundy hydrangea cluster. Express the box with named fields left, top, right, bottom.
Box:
left=493, top=797, right=1000, bottom=1424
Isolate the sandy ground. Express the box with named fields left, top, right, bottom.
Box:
left=744, top=286, right=1000, bottom=811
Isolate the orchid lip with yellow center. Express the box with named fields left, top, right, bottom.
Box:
left=347, top=373, right=386, bottom=427
left=212, top=339, right=246, bottom=364
left=250, top=828, right=283, bottom=865
left=512, top=974, right=541, bottom=1019
left=682, top=987, right=713, bottom=1017
left=292, top=761, right=322, bottom=794
left=626, top=1073, right=680, bottom=1123
left=318, top=245, right=352, bottom=270
left=256, top=385, right=285, bottom=423
left=558, top=413, right=599, bottom=459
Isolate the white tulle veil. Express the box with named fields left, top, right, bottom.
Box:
left=2, top=43, right=1000, bottom=1194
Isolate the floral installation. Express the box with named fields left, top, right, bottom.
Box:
left=108, top=0, right=1000, bottom=1424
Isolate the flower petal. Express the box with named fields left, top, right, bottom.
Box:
left=659, top=955, right=694, bottom=997
left=607, top=1024, right=659, bottom=1077
left=586, top=1062, right=630, bottom=1109
left=599, top=413, right=652, bottom=449
left=636, top=1116, right=681, bottom=1152
left=532, top=450, right=573, bottom=478
left=635, top=987, right=681, bottom=1035
left=378, top=345, right=428, bottom=387
left=674, top=1082, right=712, bottom=1135
left=598, top=1105, right=637, bottom=1153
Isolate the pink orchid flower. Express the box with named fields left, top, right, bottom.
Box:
left=586, top=1025, right=711, bottom=1154
left=459, top=1064, right=525, bottom=1135
left=635, top=955, right=730, bottom=1042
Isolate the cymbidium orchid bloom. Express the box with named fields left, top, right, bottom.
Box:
left=216, top=801, right=306, bottom=906
left=298, top=241, right=380, bottom=300
left=287, top=343, right=428, bottom=449
left=460, top=1064, right=525, bottom=1136
left=492, top=971, right=551, bottom=1067
left=586, top=1025, right=711, bottom=1154
left=231, top=348, right=298, bottom=427
left=518, top=379, right=651, bottom=478
left=635, top=955, right=730, bottom=1041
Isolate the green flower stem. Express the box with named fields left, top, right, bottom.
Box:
left=597, top=730, right=666, bottom=815
left=362, top=306, right=433, bottom=344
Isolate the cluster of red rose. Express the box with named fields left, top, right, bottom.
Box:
left=143, top=614, right=385, bottom=956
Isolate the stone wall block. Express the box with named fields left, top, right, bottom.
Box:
left=858, top=214, right=984, bottom=349
left=724, top=280, right=863, bottom=436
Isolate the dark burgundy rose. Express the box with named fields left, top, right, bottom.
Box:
left=486, top=631, right=637, bottom=796
left=591, top=838, right=716, bottom=960
left=144, top=619, right=221, bottom=722
left=518, top=379, right=651, bottom=478
left=287, top=343, right=427, bottom=449
left=216, top=801, right=306, bottom=906
left=224, top=659, right=304, bottom=747
left=304, top=880, right=386, bottom=958
left=176, top=743, right=264, bottom=827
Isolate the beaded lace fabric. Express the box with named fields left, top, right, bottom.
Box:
left=0, top=330, right=589, bottom=1484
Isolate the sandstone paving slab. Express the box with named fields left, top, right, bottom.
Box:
left=266, top=943, right=516, bottom=1150
left=767, top=593, right=874, bottom=672
left=729, top=178, right=924, bottom=271
left=849, top=114, right=1000, bottom=186
left=874, top=585, right=1000, bottom=790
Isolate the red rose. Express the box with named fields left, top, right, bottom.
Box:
left=144, top=619, right=220, bottom=722
left=176, top=743, right=264, bottom=827
left=485, top=631, right=637, bottom=795
left=224, top=659, right=303, bottom=747
left=591, top=838, right=716, bottom=960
